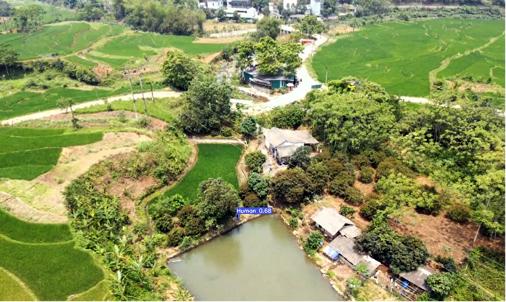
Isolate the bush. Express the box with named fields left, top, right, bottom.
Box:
left=344, top=186, right=364, bottom=206
left=167, top=227, right=184, bottom=247
left=340, top=205, right=356, bottom=218
left=306, top=161, right=330, bottom=195
left=247, top=172, right=269, bottom=199
left=446, top=203, right=471, bottom=223
left=288, top=146, right=311, bottom=169
left=415, top=192, right=442, bottom=215
left=435, top=256, right=457, bottom=273
left=303, top=231, right=323, bottom=255
left=162, top=50, right=201, bottom=91
left=137, top=116, right=151, bottom=128
left=289, top=217, right=299, bottom=229
left=269, top=103, right=305, bottom=129
left=426, top=273, right=457, bottom=300
left=352, top=154, right=370, bottom=169
left=243, top=191, right=266, bottom=207
left=376, top=157, right=414, bottom=180
left=360, top=197, right=388, bottom=220
left=240, top=116, right=257, bottom=139
left=359, top=166, right=374, bottom=183
left=149, top=194, right=187, bottom=233
left=245, top=151, right=266, bottom=173
left=328, top=174, right=353, bottom=198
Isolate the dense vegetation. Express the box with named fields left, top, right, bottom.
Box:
left=0, top=127, right=102, bottom=179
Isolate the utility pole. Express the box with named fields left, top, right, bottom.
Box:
left=139, top=76, right=148, bottom=114
left=325, top=66, right=328, bottom=85
left=149, top=81, right=155, bottom=102
left=126, top=72, right=138, bottom=119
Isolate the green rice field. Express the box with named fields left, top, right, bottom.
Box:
left=312, top=19, right=505, bottom=96
left=163, top=143, right=242, bottom=201
left=0, top=127, right=103, bottom=180
left=0, top=209, right=104, bottom=301
left=0, top=22, right=124, bottom=60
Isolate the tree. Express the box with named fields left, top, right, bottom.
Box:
left=309, top=92, right=396, bottom=153
left=236, top=40, right=256, bottom=71
left=78, top=2, right=105, bottom=21
left=216, top=8, right=226, bottom=21
left=255, top=37, right=302, bottom=76
left=0, top=0, right=12, bottom=17
left=240, top=116, right=257, bottom=139
left=296, top=15, right=325, bottom=37
left=196, top=178, right=241, bottom=223
left=245, top=151, right=266, bottom=173
left=256, top=16, right=281, bottom=39
left=426, top=273, right=457, bottom=300
left=269, top=103, right=306, bottom=129
left=12, top=5, right=44, bottom=32
left=57, top=98, right=80, bottom=129
left=179, top=74, right=232, bottom=135
left=270, top=167, right=313, bottom=204
left=356, top=219, right=429, bottom=274
left=288, top=146, right=311, bottom=169
left=252, top=0, right=269, bottom=11
left=162, top=50, right=201, bottom=91
left=0, top=46, right=18, bottom=77
left=354, top=0, right=391, bottom=16
left=304, top=231, right=323, bottom=255
left=232, top=11, right=240, bottom=22
left=112, top=0, right=126, bottom=20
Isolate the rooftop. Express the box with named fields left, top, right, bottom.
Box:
left=264, top=127, right=318, bottom=150
left=328, top=236, right=362, bottom=265
left=400, top=266, right=434, bottom=291
left=311, top=207, right=353, bottom=237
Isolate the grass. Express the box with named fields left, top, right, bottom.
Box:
left=76, top=97, right=182, bottom=122
left=0, top=236, right=104, bottom=301
left=0, top=22, right=124, bottom=60
left=4, top=0, right=78, bottom=25
left=65, top=55, right=98, bottom=69
left=0, top=267, right=36, bottom=301
left=312, top=19, right=504, bottom=96
left=163, top=143, right=242, bottom=201
left=0, top=127, right=103, bottom=180
left=0, top=209, right=72, bottom=243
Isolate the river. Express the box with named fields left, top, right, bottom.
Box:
left=168, top=215, right=342, bottom=301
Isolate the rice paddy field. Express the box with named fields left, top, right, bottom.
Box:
left=0, top=209, right=104, bottom=301
left=312, top=19, right=505, bottom=97
left=0, top=127, right=103, bottom=180
left=163, top=143, right=242, bottom=201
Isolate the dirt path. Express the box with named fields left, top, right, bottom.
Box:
left=0, top=132, right=151, bottom=223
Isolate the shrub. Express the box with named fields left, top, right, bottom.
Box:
left=245, top=151, right=266, bottom=173
left=446, top=203, right=471, bottom=223
left=167, top=226, right=184, bottom=247
left=289, top=217, right=298, bottom=229
left=196, top=178, right=241, bottom=223
left=247, top=172, right=269, bottom=199
left=376, top=157, right=414, bottom=180
left=177, top=205, right=206, bottom=236
left=303, top=231, right=323, bottom=255
left=426, top=273, right=457, bottom=300
left=352, top=154, right=370, bottom=169
left=270, top=103, right=305, bottom=129
left=360, top=197, right=388, bottom=220
left=415, top=191, right=442, bottom=215
left=340, top=205, right=356, bottom=218
left=435, top=256, right=457, bottom=273
left=359, top=166, right=374, bottom=183
left=328, top=174, right=353, bottom=198
left=137, top=116, right=151, bottom=128
left=363, top=150, right=386, bottom=168
left=148, top=194, right=187, bottom=232
left=326, top=159, right=354, bottom=179
left=240, top=116, right=257, bottom=139
left=243, top=192, right=266, bottom=207
left=162, top=50, right=200, bottom=90
left=343, top=186, right=364, bottom=206
left=306, top=161, right=330, bottom=195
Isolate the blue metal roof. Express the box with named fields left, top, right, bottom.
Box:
left=323, top=246, right=340, bottom=261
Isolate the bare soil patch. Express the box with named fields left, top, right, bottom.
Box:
left=0, top=132, right=151, bottom=222
left=92, top=64, right=113, bottom=77
left=391, top=208, right=504, bottom=263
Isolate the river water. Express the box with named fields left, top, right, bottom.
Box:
left=168, top=215, right=343, bottom=301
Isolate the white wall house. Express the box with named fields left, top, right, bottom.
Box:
left=225, top=7, right=260, bottom=20
left=282, top=0, right=297, bottom=10
left=198, top=0, right=225, bottom=9
left=310, top=0, right=321, bottom=16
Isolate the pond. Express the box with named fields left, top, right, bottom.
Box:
left=168, top=215, right=343, bottom=301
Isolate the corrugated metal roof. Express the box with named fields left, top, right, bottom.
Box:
left=328, top=236, right=362, bottom=266
left=264, top=127, right=319, bottom=150
left=400, top=266, right=434, bottom=291
left=311, top=207, right=353, bottom=237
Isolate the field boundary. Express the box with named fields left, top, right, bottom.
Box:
left=0, top=266, right=38, bottom=301
left=429, top=31, right=505, bottom=86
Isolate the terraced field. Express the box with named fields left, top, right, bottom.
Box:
left=163, top=143, right=242, bottom=201
left=0, top=209, right=104, bottom=301
left=0, top=22, right=125, bottom=60
left=0, top=127, right=103, bottom=180
left=312, top=19, right=505, bottom=96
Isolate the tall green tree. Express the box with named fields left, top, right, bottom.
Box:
left=162, top=50, right=201, bottom=91
left=197, top=178, right=241, bottom=223
left=180, top=74, right=232, bottom=135
left=256, top=16, right=281, bottom=39
left=12, top=5, right=44, bottom=32
left=0, top=45, right=18, bottom=77
left=296, top=15, right=325, bottom=37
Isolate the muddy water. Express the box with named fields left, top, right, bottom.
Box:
left=168, top=215, right=343, bottom=301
